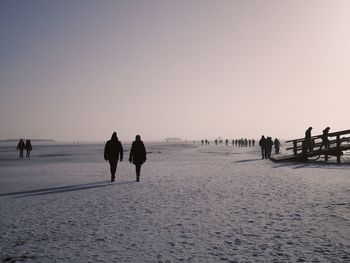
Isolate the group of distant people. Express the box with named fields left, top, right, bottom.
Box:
left=15, top=128, right=334, bottom=183
left=259, top=136, right=281, bottom=159
left=104, top=132, right=147, bottom=182
left=233, top=139, right=256, bottom=147
left=17, top=139, right=32, bottom=158
left=201, top=138, right=256, bottom=147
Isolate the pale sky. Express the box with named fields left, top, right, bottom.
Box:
left=1, top=0, right=349, bottom=142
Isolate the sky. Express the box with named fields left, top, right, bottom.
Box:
left=1, top=0, right=349, bottom=142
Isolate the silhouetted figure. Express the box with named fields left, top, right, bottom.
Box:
left=252, top=139, right=255, bottom=147
left=265, top=137, right=274, bottom=158
left=320, top=127, right=330, bottom=150
left=104, top=132, right=123, bottom=182
left=274, top=138, right=281, bottom=154
left=259, top=136, right=266, bottom=159
left=129, top=135, right=147, bottom=182
left=201, top=139, right=204, bottom=145
left=25, top=140, right=32, bottom=158
left=225, top=139, right=228, bottom=146
left=265, top=137, right=273, bottom=159
left=215, top=139, right=218, bottom=145
left=17, top=139, right=25, bottom=158
left=305, top=127, right=313, bottom=152
left=248, top=139, right=252, bottom=147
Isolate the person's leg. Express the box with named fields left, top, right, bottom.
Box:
left=135, top=164, right=141, bottom=182
left=109, top=160, right=117, bottom=182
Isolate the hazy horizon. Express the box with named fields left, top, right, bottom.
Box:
left=1, top=1, right=349, bottom=142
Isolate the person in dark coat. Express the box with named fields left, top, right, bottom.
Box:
left=259, top=136, right=266, bottom=159
left=104, top=132, right=123, bottom=182
left=320, top=127, right=330, bottom=150
left=274, top=138, right=281, bottom=154
left=305, top=127, right=313, bottom=152
left=25, top=139, right=32, bottom=158
left=266, top=137, right=274, bottom=158
left=129, top=135, right=147, bottom=182
left=17, top=139, right=25, bottom=158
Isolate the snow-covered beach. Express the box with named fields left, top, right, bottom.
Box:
left=0, top=142, right=349, bottom=262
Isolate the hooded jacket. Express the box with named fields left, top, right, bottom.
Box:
left=129, top=140, right=146, bottom=165
left=104, top=133, right=123, bottom=161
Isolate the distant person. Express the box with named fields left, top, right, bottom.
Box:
left=320, top=127, right=331, bottom=150
left=274, top=138, right=281, bottom=154
left=215, top=139, right=218, bottom=145
left=201, top=139, right=204, bottom=145
left=266, top=137, right=273, bottom=158
left=104, top=132, right=123, bottom=182
left=17, top=139, right=25, bottom=158
left=25, top=140, right=32, bottom=158
left=252, top=139, right=255, bottom=147
left=259, top=136, right=266, bottom=159
left=129, top=135, right=147, bottom=182
left=305, top=127, right=313, bottom=152
left=225, top=139, right=228, bottom=146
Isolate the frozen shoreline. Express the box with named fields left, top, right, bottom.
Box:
left=1, top=143, right=349, bottom=262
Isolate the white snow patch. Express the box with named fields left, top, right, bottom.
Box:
left=0, top=143, right=349, bottom=262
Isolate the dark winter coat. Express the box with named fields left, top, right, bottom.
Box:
left=17, top=140, right=25, bottom=150
left=25, top=141, right=32, bottom=151
left=129, top=140, right=146, bottom=165
left=104, top=134, right=123, bottom=161
left=259, top=137, right=266, bottom=148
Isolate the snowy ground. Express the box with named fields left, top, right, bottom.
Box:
left=0, top=142, right=349, bottom=262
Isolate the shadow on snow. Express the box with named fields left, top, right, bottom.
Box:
left=0, top=180, right=135, bottom=198
left=233, top=158, right=261, bottom=163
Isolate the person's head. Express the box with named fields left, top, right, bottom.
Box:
left=308, top=127, right=312, bottom=130
left=135, top=135, right=141, bottom=141
left=111, top=132, right=118, bottom=140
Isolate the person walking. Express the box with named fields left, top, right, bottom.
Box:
left=25, top=139, right=32, bottom=158
left=17, top=139, right=25, bottom=158
left=259, top=136, right=266, bottom=159
left=104, top=132, right=123, bottom=182
left=305, top=127, right=313, bottom=152
left=129, top=135, right=147, bottom=182
left=320, top=127, right=331, bottom=150
left=265, top=137, right=274, bottom=158
left=274, top=138, right=281, bottom=154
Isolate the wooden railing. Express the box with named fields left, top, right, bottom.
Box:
left=285, top=129, right=350, bottom=163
